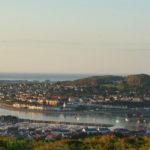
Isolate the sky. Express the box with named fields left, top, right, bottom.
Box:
left=0, top=0, right=150, bottom=74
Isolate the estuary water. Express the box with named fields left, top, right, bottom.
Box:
left=0, top=107, right=149, bottom=130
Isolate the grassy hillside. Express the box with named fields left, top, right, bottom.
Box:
left=124, top=74, right=150, bottom=87
left=63, top=74, right=150, bottom=89
left=63, top=75, right=123, bottom=86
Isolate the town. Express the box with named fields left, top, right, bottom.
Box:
left=0, top=76, right=150, bottom=112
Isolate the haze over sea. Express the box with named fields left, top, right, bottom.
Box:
left=0, top=73, right=90, bottom=82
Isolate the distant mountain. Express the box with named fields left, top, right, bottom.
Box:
left=124, top=74, right=150, bottom=87
left=63, top=75, right=123, bottom=86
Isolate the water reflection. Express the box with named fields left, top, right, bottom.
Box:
left=125, top=118, right=129, bottom=122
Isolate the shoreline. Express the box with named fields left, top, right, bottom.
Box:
left=0, top=102, right=150, bottom=116
left=0, top=103, right=113, bottom=127
left=0, top=103, right=91, bottom=115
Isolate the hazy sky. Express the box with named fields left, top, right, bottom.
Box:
left=0, top=0, right=150, bottom=74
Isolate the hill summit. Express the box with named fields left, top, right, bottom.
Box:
left=63, top=74, right=150, bottom=88
left=124, top=74, right=150, bottom=87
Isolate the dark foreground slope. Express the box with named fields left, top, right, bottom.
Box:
left=0, top=134, right=150, bottom=150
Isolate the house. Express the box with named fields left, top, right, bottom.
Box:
left=37, top=99, right=44, bottom=104
left=46, top=100, right=58, bottom=106
left=120, top=97, right=131, bottom=101
left=132, top=97, right=142, bottom=102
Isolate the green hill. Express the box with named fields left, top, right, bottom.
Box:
left=124, top=74, right=150, bottom=87
left=62, top=74, right=150, bottom=89
left=63, top=75, right=123, bottom=86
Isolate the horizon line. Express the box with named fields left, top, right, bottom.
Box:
left=0, top=72, right=149, bottom=76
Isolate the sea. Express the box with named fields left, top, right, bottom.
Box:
left=0, top=73, right=91, bottom=82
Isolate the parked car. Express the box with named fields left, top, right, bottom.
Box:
left=114, top=128, right=130, bottom=136
left=99, top=128, right=110, bottom=134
